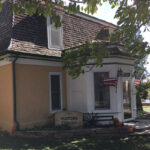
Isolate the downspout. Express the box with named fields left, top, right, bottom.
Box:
left=12, top=56, right=20, bottom=131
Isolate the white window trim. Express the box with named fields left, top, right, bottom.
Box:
left=121, top=79, right=133, bottom=122
left=47, top=16, right=63, bottom=50
left=49, top=72, right=63, bottom=113
left=93, top=71, right=111, bottom=111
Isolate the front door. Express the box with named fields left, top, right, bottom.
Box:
left=122, top=80, right=132, bottom=120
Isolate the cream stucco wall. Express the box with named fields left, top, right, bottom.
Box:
left=0, top=64, right=14, bottom=132
left=16, top=64, right=67, bottom=129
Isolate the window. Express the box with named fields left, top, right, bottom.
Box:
left=123, top=81, right=132, bottom=119
left=47, top=17, right=63, bottom=50
left=94, top=72, right=110, bottom=109
left=49, top=73, right=62, bottom=112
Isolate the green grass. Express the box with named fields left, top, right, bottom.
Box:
left=0, top=133, right=150, bottom=150
left=143, top=106, right=150, bottom=113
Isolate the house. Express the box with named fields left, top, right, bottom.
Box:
left=0, top=1, right=137, bottom=132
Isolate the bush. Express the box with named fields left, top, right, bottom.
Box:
left=136, top=81, right=150, bottom=112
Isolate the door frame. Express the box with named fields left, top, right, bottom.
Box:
left=121, top=77, right=133, bottom=122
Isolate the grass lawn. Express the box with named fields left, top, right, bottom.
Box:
left=0, top=133, right=150, bottom=150
left=143, top=106, right=150, bottom=113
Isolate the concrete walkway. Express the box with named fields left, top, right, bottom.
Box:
left=124, top=119, right=150, bottom=131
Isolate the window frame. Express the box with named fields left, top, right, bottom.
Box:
left=49, top=72, right=63, bottom=113
left=47, top=16, right=63, bottom=50
left=93, top=71, right=111, bottom=110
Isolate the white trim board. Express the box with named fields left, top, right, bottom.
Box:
left=0, top=58, right=12, bottom=66
left=103, top=58, right=135, bottom=65
left=16, top=58, right=62, bottom=67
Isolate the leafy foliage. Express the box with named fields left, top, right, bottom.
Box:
left=135, top=56, right=149, bottom=112
left=63, top=41, right=109, bottom=78
left=0, top=0, right=150, bottom=78
left=136, top=81, right=150, bottom=111
left=136, top=82, right=150, bottom=99
left=135, top=56, right=150, bottom=80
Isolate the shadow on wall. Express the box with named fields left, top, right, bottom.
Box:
left=12, top=14, right=47, bottom=48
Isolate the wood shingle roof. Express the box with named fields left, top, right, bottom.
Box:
left=0, top=1, right=116, bottom=57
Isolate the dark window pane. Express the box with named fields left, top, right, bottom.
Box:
left=123, top=81, right=132, bottom=119
left=50, top=75, right=61, bottom=111
left=94, top=72, right=110, bottom=109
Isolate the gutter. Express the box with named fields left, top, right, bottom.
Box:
left=1, top=50, right=62, bottom=61
left=12, top=56, right=20, bottom=131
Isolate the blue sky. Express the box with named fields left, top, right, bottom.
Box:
left=91, top=2, right=118, bottom=25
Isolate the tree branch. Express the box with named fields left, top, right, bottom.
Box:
left=69, top=0, right=85, bottom=3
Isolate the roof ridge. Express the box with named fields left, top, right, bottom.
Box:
left=78, top=12, right=117, bottom=28
left=55, top=5, right=116, bottom=28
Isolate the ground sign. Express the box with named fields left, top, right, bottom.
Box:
left=55, top=111, right=83, bottom=128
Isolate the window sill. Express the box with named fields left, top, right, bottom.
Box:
left=50, top=110, right=62, bottom=114
left=48, top=47, right=63, bottom=51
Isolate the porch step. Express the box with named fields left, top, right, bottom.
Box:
left=83, top=113, right=115, bottom=127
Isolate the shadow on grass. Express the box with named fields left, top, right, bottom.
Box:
left=0, top=132, right=150, bottom=150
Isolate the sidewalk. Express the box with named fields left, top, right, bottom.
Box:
left=124, top=114, right=150, bottom=135
left=124, top=118, right=150, bottom=131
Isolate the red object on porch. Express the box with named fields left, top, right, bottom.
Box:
left=114, top=118, right=119, bottom=123
left=134, top=79, right=141, bottom=86
left=128, top=128, right=134, bottom=133
left=117, top=122, right=123, bottom=127
left=104, top=78, right=118, bottom=87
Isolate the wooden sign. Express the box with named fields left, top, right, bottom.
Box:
left=55, top=111, right=83, bottom=128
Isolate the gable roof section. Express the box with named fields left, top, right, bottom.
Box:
left=8, top=10, right=115, bottom=57
left=10, top=14, right=62, bottom=57
left=0, top=1, right=12, bottom=51
left=63, top=13, right=108, bottom=49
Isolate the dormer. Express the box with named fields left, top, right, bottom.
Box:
left=47, top=16, right=63, bottom=50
